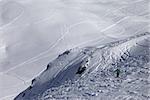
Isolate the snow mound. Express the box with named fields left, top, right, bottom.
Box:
left=15, top=32, right=150, bottom=100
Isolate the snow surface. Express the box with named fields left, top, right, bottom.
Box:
left=15, top=33, right=150, bottom=100
left=0, top=0, right=149, bottom=100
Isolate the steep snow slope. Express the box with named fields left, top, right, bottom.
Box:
left=15, top=32, right=150, bottom=100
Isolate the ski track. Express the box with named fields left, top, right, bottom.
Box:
left=0, top=2, right=130, bottom=75
left=0, top=21, right=147, bottom=90
left=0, top=0, right=138, bottom=74
left=0, top=28, right=147, bottom=96
left=0, top=20, right=90, bottom=74
left=0, top=0, right=149, bottom=99
left=0, top=8, right=25, bottom=29
left=0, top=9, right=56, bottom=31
left=1, top=14, right=125, bottom=74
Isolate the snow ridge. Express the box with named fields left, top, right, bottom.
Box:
left=15, top=32, right=150, bottom=100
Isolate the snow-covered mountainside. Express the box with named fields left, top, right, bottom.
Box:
left=15, top=32, right=150, bottom=100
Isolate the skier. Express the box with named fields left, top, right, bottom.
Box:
left=115, top=69, right=120, bottom=78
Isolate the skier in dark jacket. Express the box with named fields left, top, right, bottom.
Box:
left=115, top=69, right=121, bottom=78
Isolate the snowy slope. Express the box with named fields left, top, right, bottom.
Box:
left=14, top=32, right=150, bottom=100
left=0, top=0, right=149, bottom=99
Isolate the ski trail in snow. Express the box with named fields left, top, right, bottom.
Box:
left=70, top=17, right=130, bottom=48
left=75, top=6, right=135, bottom=48
left=0, top=1, right=139, bottom=75
left=26, top=17, right=123, bottom=64
left=0, top=15, right=139, bottom=75
left=105, top=0, right=146, bottom=16
left=100, top=16, right=129, bottom=38
left=1, top=0, right=147, bottom=75
left=1, top=20, right=92, bottom=74
left=0, top=9, right=56, bottom=31
left=101, top=16, right=129, bottom=32
left=1, top=0, right=147, bottom=78
left=25, top=20, right=92, bottom=64
left=0, top=72, right=28, bottom=90
left=8, top=73, right=27, bottom=86
left=0, top=9, right=24, bottom=29
left=2, top=51, right=87, bottom=89
left=1, top=19, right=147, bottom=92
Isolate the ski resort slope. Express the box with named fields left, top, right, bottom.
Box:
left=0, top=0, right=149, bottom=99
left=15, top=33, right=150, bottom=100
